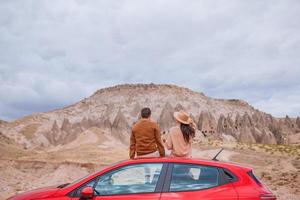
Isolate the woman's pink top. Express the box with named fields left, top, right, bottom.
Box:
left=165, top=125, right=192, bottom=158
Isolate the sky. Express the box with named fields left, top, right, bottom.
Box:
left=0, top=0, right=300, bottom=121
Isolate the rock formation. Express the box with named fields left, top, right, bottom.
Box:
left=102, top=118, right=112, bottom=132
left=47, top=121, right=60, bottom=145
left=130, top=102, right=141, bottom=117
left=215, top=111, right=279, bottom=144
left=296, top=117, right=300, bottom=131
left=0, top=119, right=7, bottom=126
left=111, top=110, right=130, bottom=143
left=158, top=102, right=175, bottom=132
left=238, top=127, right=256, bottom=143
left=0, top=83, right=298, bottom=148
left=198, top=111, right=217, bottom=136
left=217, top=114, right=237, bottom=140
left=261, top=129, right=277, bottom=144
left=80, top=117, right=91, bottom=130
left=296, top=117, right=300, bottom=129
left=174, top=103, right=185, bottom=111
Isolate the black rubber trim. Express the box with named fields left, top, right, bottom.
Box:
left=222, top=168, right=238, bottom=183
left=154, top=163, right=169, bottom=193
left=247, top=170, right=261, bottom=185
left=162, top=163, right=173, bottom=192
left=218, top=168, right=228, bottom=185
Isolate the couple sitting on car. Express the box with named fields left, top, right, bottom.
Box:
left=129, top=107, right=196, bottom=159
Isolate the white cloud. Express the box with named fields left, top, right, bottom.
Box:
left=0, top=0, right=300, bottom=120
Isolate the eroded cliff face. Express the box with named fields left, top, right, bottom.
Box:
left=0, top=119, right=7, bottom=126
left=296, top=117, right=300, bottom=129
left=0, top=84, right=299, bottom=148
left=215, top=112, right=280, bottom=144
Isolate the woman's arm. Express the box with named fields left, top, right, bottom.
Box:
left=165, top=130, right=173, bottom=150
left=154, top=125, right=166, bottom=157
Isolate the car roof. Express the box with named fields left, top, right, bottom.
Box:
left=120, top=157, right=252, bottom=172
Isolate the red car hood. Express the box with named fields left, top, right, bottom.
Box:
left=8, top=185, right=60, bottom=200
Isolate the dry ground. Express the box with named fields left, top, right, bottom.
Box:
left=0, top=138, right=299, bottom=200
left=193, top=140, right=300, bottom=200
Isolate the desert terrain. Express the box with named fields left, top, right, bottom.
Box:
left=1, top=133, right=299, bottom=200
left=0, top=84, right=299, bottom=200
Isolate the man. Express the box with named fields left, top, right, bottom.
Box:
left=129, top=107, right=165, bottom=159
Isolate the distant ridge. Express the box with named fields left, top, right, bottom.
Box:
left=93, top=83, right=205, bottom=96
left=0, top=83, right=299, bottom=148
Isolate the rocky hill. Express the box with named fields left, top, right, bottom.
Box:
left=0, top=84, right=299, bottom=148
left=0, top=119, right=7, bottom=126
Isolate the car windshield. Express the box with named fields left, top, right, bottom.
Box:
left=67, top=160, right=127, bottom=187
left=67, top=171, right=99, bottom=187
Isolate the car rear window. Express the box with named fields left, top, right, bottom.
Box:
left=247, top=170, right=261, bottom=185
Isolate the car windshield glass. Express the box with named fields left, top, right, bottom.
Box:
left=94, top=163, right=163, bottom=195
left=67, top=160, right=128, bottom=187
left=67, top=171, right=98, bottom=187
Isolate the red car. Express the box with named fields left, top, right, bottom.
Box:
left=7, top=157, right=276, bottom=200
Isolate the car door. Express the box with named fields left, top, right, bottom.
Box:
left=70, top=162, right=167, bottom=200
left=160, top=163, right=238, bottom=200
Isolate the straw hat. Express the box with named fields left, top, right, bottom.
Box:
left=173, top=110, right=191, bottom=125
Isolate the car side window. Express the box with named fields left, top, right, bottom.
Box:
left=170, top=164, right=220, bottom=192
left=94, top=163, right=163, bottom=195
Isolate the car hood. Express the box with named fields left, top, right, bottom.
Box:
left=8, top=185, right=60, bottom=200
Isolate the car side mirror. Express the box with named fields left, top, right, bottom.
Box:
left=80, top=186, right=94, bottom=199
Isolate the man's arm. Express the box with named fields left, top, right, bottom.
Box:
left=154, top=125, right=165, bottom=157
left=129, top=130, right=136, bottom=159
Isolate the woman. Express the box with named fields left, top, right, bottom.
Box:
left=165, top=110, right=196, bottom=158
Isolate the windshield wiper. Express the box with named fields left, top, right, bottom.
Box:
left=57, top=183, right=70, bottom=188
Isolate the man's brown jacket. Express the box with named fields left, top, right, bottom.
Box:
left=129, top=118, right=165, bottom=159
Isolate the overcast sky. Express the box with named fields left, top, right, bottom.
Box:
left=0, top=0, right=300, bottom=121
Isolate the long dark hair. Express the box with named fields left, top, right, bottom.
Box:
left=180, top=123, right=195, bottom=144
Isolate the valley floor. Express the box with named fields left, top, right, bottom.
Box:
left=0, top=141, right=299, bottom=200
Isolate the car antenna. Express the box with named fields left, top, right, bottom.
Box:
left=212, top=148, right=224, bottom=161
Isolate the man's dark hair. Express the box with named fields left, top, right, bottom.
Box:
left=141, top=107, right=151, bottom=118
